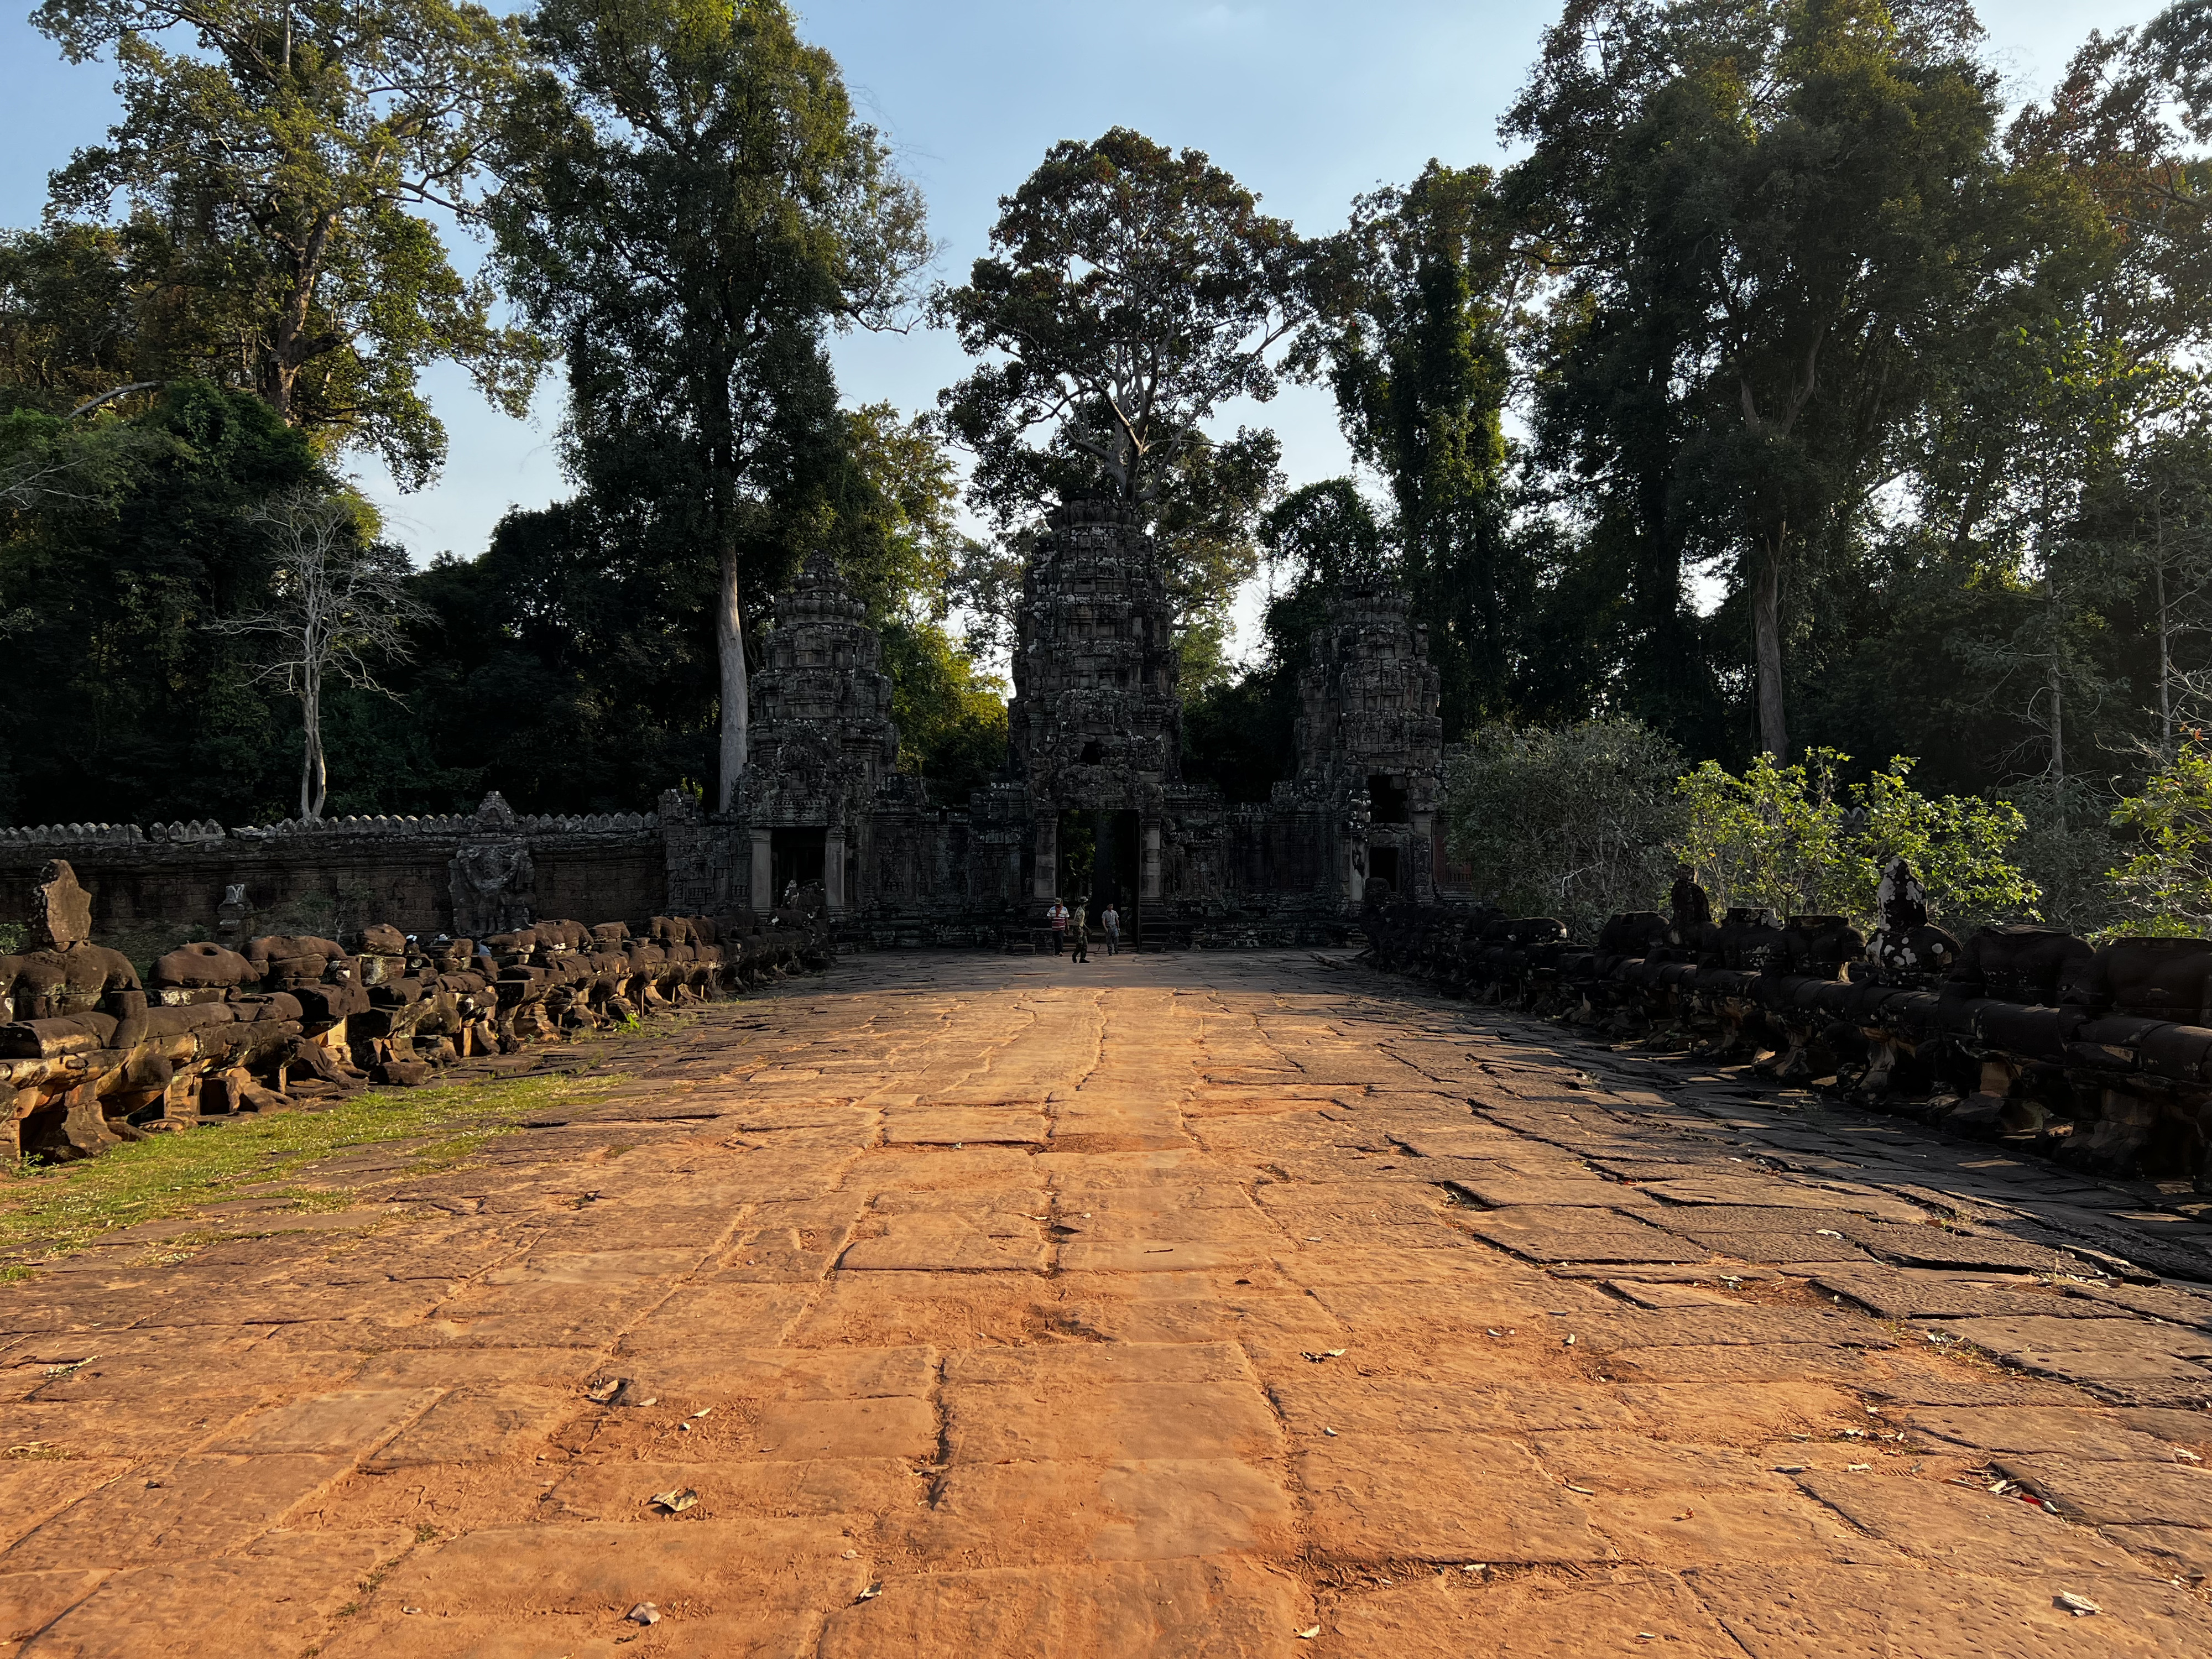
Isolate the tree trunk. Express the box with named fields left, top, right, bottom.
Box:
left=716, top=543, right=750, bottom=813
left=2045, top=541, right=2065, bottom=831
left=1751, top=542, right=1787, bottom=758
left=2048, top=661, right=2065, bottom=828
left=2155, top=510, right=2175, bottom=759
left=300, top=672, right=325, bottom=821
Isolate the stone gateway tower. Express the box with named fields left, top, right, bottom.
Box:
left=737, top=554, right=908, bottom=913
left=722, top=495, right=1448, bottom=943
left=1008, top=497, right=1182, bottom=906
left=1290, top=582, right=1444, bottom=904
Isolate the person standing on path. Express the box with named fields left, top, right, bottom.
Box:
left=1070, top=898, right=1089, bottom=962
left=1101, top=901, right=1120, bottom=956
left=1048, top=898, right=1067, bottom=954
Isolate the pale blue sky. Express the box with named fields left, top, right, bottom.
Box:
left=0, top=0, right=2166, bottom=593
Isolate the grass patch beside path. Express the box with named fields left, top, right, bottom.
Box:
left=0, top=1071, right=626, bottom=1274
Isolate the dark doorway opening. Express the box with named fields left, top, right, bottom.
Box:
left=1368, top=844, right=1401, bottom=895
left=1090, top=808, right=1142, bottom=948
left=771, top=827, right=825, bottom=900
left=1368, top=774, right=1408, bottom=823
left=1079, top=739, right=1103, bottom=764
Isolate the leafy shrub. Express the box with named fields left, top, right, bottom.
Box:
left=1674, top=750, right=2038, bottom=929
left=1442, top=718, right=1685, bottom=935
left=2106, top=738, right=2212, bottom=936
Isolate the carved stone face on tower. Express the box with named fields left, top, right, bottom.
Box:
left=1008, top=495, right=1183, bottom=813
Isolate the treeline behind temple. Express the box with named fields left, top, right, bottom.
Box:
left=6, top=0, right=2212, bottom=937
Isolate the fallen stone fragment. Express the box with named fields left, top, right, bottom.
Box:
left=649, top=1487, right=698, bottom=1514
left=626, top=1601, right=661, bottom=1625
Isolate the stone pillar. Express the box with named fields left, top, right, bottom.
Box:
left=1412, top=810, right=1435, bottom=901
left=1141, top=820, right=1161, bottom=900
left=1034, top=815, right=1057, bottom=902
left=825, top=826, right=847, bottom=912
left=749, top=830, right=773, bottom=915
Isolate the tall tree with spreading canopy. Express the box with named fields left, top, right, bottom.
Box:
left=493, top=0, right=931, bottom=810
left=936, top=128, right=1304, bottom=663
left=1303, top=161, right=1527, bottom=735
left=1507, top=0, right=2026, bottom=759
left=32, top=0, right=541, bottom=484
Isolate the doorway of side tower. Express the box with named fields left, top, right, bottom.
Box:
left=770, top=827, right=826, bottom=900
left=1072, top=808, right=1142, bottom=946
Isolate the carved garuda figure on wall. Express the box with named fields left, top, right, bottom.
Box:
left=449, top=791, right=535, bottom=937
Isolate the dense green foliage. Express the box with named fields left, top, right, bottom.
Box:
left=25, top=0, right=541, bottom=482
left=1674, top=750, right=2039, bottom=927
left=7, top=0, right=2212, bottom=921
left=1441, top=718, right=1688, bottom=936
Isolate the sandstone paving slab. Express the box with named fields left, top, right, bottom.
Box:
left=413, top=1288, right=661, bottom=1348
left=783, top=1272, right=1065, bottom=1349
left=479, top=1248, right=716, bottom=1285
left=2067, top=1280, right=2212, bottom=1329
left=1058, top=1205, right=1280, bottom=1244
left=1903, top=1405, right=2184, bottom=1462
left=5, top=1332, right=274, bottom=1402
left=361, top=1384, right=573, bottom=1471
left=1324, top=1568, right=1745, bottom=1658
left=340, top=1345, right=604, bottom=1389
left=1858, top=1358, right=2096, bottom=1408
left=815, top=1556, right=1306, bottom=1659
left=1685, top=1562, right=2212, bottom=1658
left=885, top=1110, right=1051, bottom=1149
left=1636, top=1178, right=1929, bottom=1222
left=1269, top=1373, right=1637, bottom=1438
left=2119, top=1406, right=2212, bottom=1452
left=1992, top=1453, right=2212, bottom=1527
left=607, top=1344, right=937, bottom=1404
left=204, top=1387, right=444, bottom=1458
left=943, top=1380, right=1282, bottom=1464
left=546, top=1455, right=921, bottom=1520
left=2100, top=1522, right=2212, bottom=1580
left=1841, top=1219, right=2090, bottom=1272
left=1584, top=1483, right=1889, bottom=1568
left=360, top=1517, right=868, bottom=1619
left=1811, top=1268, right=2089, bottom=1320
left=1570, top=1307, right=1899, bottom=1352
left=1058, top=1240, right=1272, bottom=1272
left=614, top=1282, right=815, bottom=1352
left=1445, top=1176, right=1657, bottom=1208
left=869, top=1185, right=1050, bottom=1220
left=944, top=1341, right=1253, bottom=1387
left=840, top=1218, right=1050, bottom=1273
left=748, top=1396, right=938, bottom=1462
left=2, top=1453, right=352, bottom=1572
left=0, top=1394, right=269, bottom=1460
left=1602, top=1345, right=1879, bottom=1385
left=16, top=1528, right=405, bottom=1659
left=1792, top=1469, right=2146, bottom=1575
left=0, top=1570, right=110, bottom=1647
left=1294, top=1432, right=1605, bottom=1563
left=890, top=1459, right=1298, bottom=1567
left=0, top=1460, right=133, bottom=1552
left=1932, top=1314, right=2212, bottom=1362
left=1455, top=1206, right=1707, bottom=1265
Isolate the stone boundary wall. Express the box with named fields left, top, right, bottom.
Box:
left=0, top=811, right=665, bottom=940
